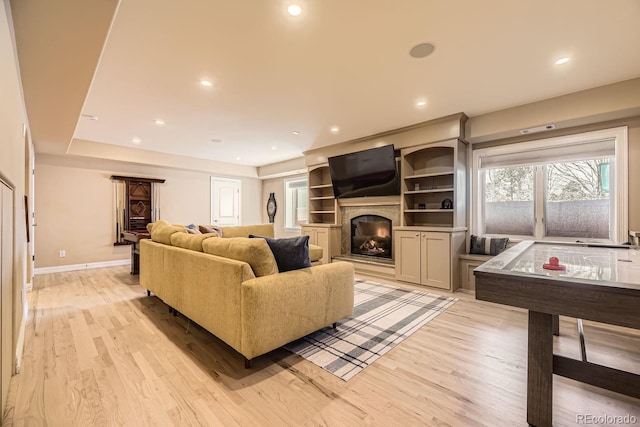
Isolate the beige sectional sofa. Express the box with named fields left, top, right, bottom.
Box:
left=139, top=221, right=355, bottom=367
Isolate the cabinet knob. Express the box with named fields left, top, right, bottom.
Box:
left=415, top=233, right=419, bottom=237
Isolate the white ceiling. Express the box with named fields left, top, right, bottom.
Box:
left=65, top=0, right=640, bottom=167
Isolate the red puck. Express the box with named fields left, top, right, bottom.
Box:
left=543, top=256, right=566, bottom=270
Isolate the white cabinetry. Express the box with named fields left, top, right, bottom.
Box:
left=301, top=224, right=341, bottom=265
left=394, top=228, right=466, bottom=290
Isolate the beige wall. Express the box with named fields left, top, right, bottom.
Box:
left=1, top=0, right=29, bottom=373
left=35, top=155, right=261, bottom=268
left=261, top=174, right=307, bottom=238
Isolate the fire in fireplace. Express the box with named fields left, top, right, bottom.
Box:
left=350, top=215, right=392, bottom=258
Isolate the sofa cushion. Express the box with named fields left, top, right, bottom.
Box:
left=222, top=224, right=275, bottom=238
left=202, top=237, right=278, bottom=277
left=149, top=220, right=188, bottom=245
left=249, top=235, right=312, bottom=272
left=199, top=224, right=222, bottom=236
left=170, top=232, right=219, bottom=251
left=469, top=235, right=509, bottom=256
left=309, top=244, right=323, bottom=262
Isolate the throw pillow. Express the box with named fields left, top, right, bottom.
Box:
left=249, top=234, right=312, bottom=272
left=199, top=224, right=222, bottom=237
left=149, top=219, right=188, bottom=245
left=185, top=224, right=202, bottom=234
left=469, top=235, right=509, bottom=256
left=202, top=237, right=278, bottom=277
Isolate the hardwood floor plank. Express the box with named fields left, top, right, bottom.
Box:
left=3, top=266, right=639, bottom=426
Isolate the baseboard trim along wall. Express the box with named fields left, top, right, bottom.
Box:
left=34, top=259, right=130, bottom=275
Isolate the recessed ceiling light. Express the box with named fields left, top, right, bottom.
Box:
left=292, top=131, right=300, bottom=135
left=132, top=137, right=141, bottom=144
left=271, top=146, right=277, bottom=150
left=236, top=156, right=241, bottom=161
left=200, top=79, right=213, bottom=87
left=210, top=139, right=223, bottom=144
left=555, top=57, right=570, bottom=65
left=330, top=126, right=340, bottom=133
left=154, top=119, right=165, bottom=126
left=409, top=42, right=436, bottom=59
left=288, top=4, right=302, bottom=16
left=81, top=114, right=99, bottom=121
left=416, top=100, right=427, bottom=108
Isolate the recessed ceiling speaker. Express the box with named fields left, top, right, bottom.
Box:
left=409, top=42, right=436, bottom=58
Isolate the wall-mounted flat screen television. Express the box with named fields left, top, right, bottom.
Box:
left=328, top=145, right=400, bottom=199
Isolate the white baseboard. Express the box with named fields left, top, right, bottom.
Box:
left=34, top=259, right=131, bottom=275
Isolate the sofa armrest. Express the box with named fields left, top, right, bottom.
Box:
left=239, top=261, right=354, bottom=359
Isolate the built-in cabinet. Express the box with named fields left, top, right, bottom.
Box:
left=401, top=139, right=466, bottom=228
left=0, top=180, right=13, bottom=416
left=304, top=120, right=468, bottom=290
left=394, top=228, right=466, bottom=290
left=301, top=224, right=341, bottom=265
left=307, top=165, right=339, bottom=225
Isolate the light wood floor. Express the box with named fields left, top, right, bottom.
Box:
left=3, top=266, right=639, bottom=426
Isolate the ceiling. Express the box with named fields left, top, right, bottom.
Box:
left=11, top=0, right=640, bottom=168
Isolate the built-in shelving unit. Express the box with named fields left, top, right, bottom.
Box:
left=308, top=164, right=339, bottom=224
left=401, top=140, right=466, bottom=227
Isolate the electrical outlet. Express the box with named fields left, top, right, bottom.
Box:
left=59, top=250, right=66, bottom=258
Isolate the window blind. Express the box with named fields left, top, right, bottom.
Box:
left=478, top=138, right=615, bottom=170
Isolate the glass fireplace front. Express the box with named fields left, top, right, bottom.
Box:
left=350, top=214, right=392, bottom=259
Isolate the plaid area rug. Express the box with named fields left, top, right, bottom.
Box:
left=283, top=279, right=457, bottom=381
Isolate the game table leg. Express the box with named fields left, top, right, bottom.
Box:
left=527, top=310, right=553, bottom=427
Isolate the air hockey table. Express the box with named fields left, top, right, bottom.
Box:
left=474, top=240, right=640, bottom=427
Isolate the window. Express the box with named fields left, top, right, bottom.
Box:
left=284, top=177, right=308, bottom=230
left=472, top=127, right=628, bottom=243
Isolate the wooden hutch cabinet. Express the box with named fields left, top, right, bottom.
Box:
left=111, top=175, right=165, bottom=274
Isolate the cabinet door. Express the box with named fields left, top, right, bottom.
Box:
left=421, top=232, right=451, bottom=289
left=395, top=231, right=421, bottom=284
left=315, top=228, right=330, bottom=265
left=300, top=226, right=315, bottom=245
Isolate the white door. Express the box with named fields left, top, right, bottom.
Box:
left=211, top=177, right=241, bottom=226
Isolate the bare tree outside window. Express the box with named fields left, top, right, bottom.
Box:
left=482, top=159, right=611, bottom=239
left=545, top=159, right=610, bottom=238
left=484, top=166, right=535, bottom=235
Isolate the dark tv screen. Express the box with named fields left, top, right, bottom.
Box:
left=328, top=145, right=400, bottom=199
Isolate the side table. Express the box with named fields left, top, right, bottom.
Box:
left=121, top=231, right=150, bottom=274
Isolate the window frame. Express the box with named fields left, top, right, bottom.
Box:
left=471, top=127, right=628, bottom=243
left=283, top=176, right=309, bottom=231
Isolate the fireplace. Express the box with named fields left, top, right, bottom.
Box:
left=350, top=215, right=392, bottom=259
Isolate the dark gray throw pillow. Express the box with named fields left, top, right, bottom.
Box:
left=469, top=235, right=509, bottom=256
left=249, top=234, right=312, bottom=272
